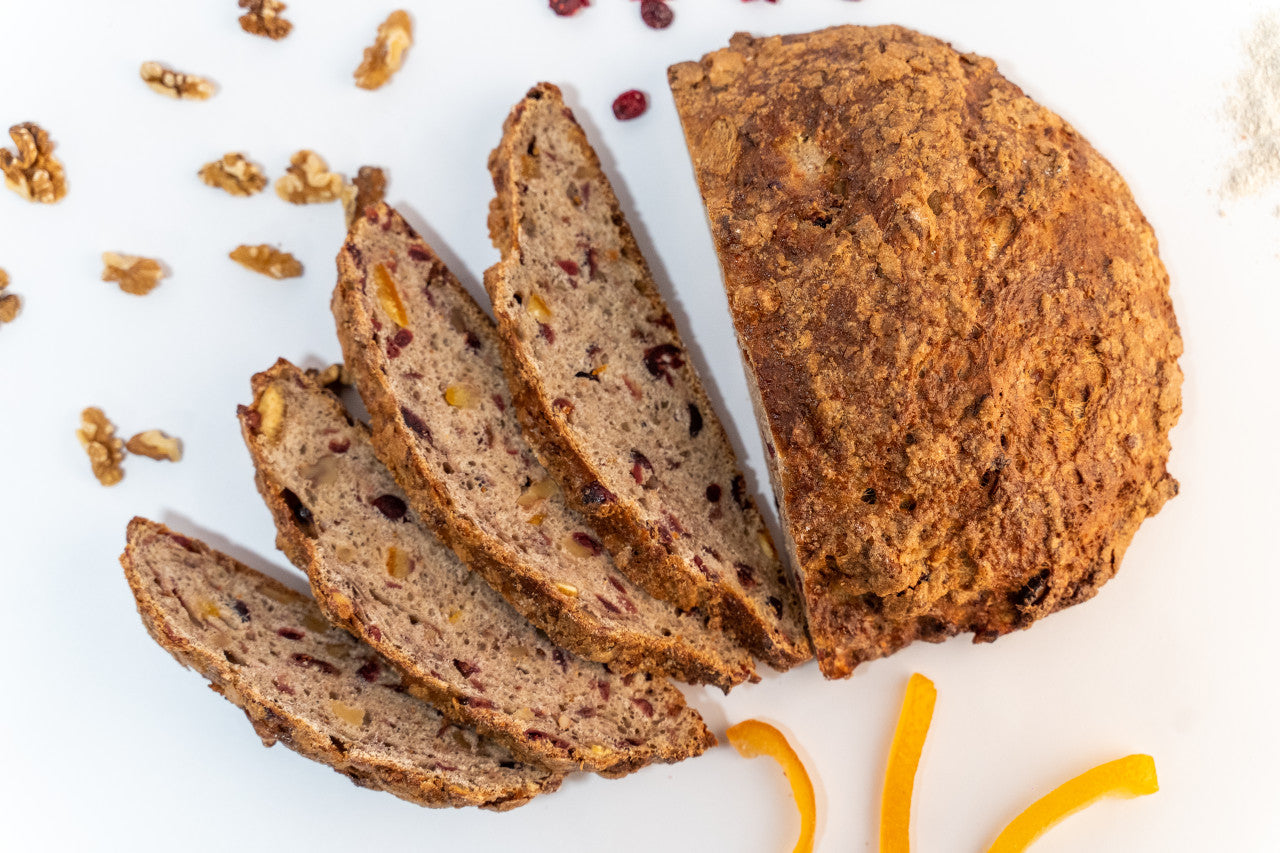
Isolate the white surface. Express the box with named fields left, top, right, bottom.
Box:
left=1, top=0, right=1277, bottom=850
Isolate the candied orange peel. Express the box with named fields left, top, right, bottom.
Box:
left=880, top=673, right=937, bottom=853
left=726, top=719, right=815, bottom=853
left=985, top=754, right=1158, bottom=853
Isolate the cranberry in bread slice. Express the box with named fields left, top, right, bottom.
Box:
left=333, top=202, right=756, bottom=692
left=238, top=360, right=716, bottom=776
left=485, top=83, right=811, bottom=671
left=120, top=517, right=561, bottom=810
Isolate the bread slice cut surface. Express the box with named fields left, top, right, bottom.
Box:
left=484, top=83, right=811, bottom=671
left=333, top=202, right=756, bottom=691
left=238, top=360, right=715, bottom=776
left=120, top=516, right=561, bottom=810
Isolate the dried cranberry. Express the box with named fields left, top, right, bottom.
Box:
left=688, top=403, right=703, bottom=437
left=595, top=679, right=611, bottom=701
left=407, top=245, right=431, bottom=261
left=630, top=449, right=653, bottom=485
left=392, top=328, right=413, bottom=347
left=291, top=653, right=338, bottom=675
left=596, top=594, right=622, bottom=614
left=556, top=259, right=580, bottom=276
left=549, top=0, right=588, bottom=14
left=706, top=483, right=722, bottom=502
left=693, top=555, right=713, bottom=578
left=371, top=494, right=408, bottom=520
left=586, top=246, right=600, bottom=278
left=572, top=532, right=603, bottom=556
left=400, top=407, right=433, bottom=443
left=643, top=344, right=684, bottom=383
left=356, top=660, right=381, bottom=682
left=328, top=437, right=350, bottom=453
left=639, top=0, right=673, bottom=29
left=460, top=695, right=494, bottom=709
left=367, top=625, right=382, bottom=641
left=735, top=564, right=758, bottom=588
left=453, top=659, right=481, bottom=678
left=632, top=697, right=655, bottom=717
left=582, top=482, right=617, bottom=504
left=539, top=323, right=556, bottom=344
left=273, top=677, right=296, bottom=696
left=238, top=405, right=261, bottom=432
left=553, top=397, right=574, bottom=416
left=525, top=729, right=572, bottom=750
left=277, top=627, right=306, bottom=640
left=612, top=89, right=648, bottom=121
left=608, top=576, right=629, bottom=595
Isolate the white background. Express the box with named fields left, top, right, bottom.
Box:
left=1, top=0, right=1277, bottom=850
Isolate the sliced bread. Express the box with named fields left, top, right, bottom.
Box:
left=484, top=83, right=811, bottom=671
left=120, top=516, right=561, bottom=810
left=332, top=202, right=756, bottom=691
left=237, top=360, right=716, bottom=776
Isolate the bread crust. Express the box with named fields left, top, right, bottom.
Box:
left=669, top=26, right=1183, bottom=677
left=485, top=83, right=812, bottom=672
left=239, top=361, right=716, bottom=775
left=333, top=203, right=756, bottom=691
left=120, top=517, right=561, bottom=810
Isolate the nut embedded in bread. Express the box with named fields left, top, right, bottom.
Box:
left=333, top=202, right=757, bottom=692
left=120, top=517, right=562, bottom=810
left=484, top=83, right=812, bottom=672
left=669, top=25, right=1183, bottom=678
left=237, top=360, right=716, bottom=776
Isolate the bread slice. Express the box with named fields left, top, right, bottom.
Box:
left=484, top=83, right=811, bottom=671
left=120, top=517, right=561, bottom=810
left=668, top=26, right=1183, bottom=677
left=238, top=360, right=716, bottom=776
left=332, top=202, right=756, bottom=692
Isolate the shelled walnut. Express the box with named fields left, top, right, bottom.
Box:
left=229, top=244, right=303, bottom=279
left=238, top=0, right=292, bottom=39
left=126, top=430, right=183, bottom=462
left=354, top=10, right=412, bottom=90
left=275, top=150, right=343, bottom=204
left=0, top=123, right=67, bottom=203
left=101, top=253, right=167, bottom=295
left=77, top=407, right=126, bottom=486
left=198, top=153, right=267, bottom=196
left=0, top=268, right=18, bottom=324
left=140, top=62, right=216, bottom=100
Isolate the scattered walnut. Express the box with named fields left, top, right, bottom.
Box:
left=0, top=293, right=19, bottom=324
left=354, top=10, right=413, bottom=90
left=140, top=62, right=216, bottom=100
left=126, top=429, right=183, bottom=462
left=77, top=407, right=126, bottom=486
left=102, top=253, right=167, bottom=295
left=0, top=123, right=67, bottom=203
left=342, top=165, right=388, bottom=226
left=198, top=153, right=267, bottom=196
left=275, top=150, right=344, bottom=204
left=517, top=477, right=560, bottom=509
left=229, top=244, right=303, bottom=279
left=238, top=0, right=292, bottom=39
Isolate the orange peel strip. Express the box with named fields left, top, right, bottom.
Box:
left=726, top=719, right=816, bottom=853
left=985, top=754, right=1158, bottom=853
left=880, top=673, right=937, bottom=853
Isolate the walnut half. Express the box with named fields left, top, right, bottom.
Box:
left=0, top=123, right=67, bottom=203
left=239, top=0, right=292, bottom=40
left=77, top=407, right=126, bottom=486
left=140, top=62, right=216, bottom=100
left=102, top=253, right=167, bottom=295
left=198, top=153, right=267, bottom=196
left=229, top=244, right=303, bottom=279
left=275, top=150, right=343, bottom=204
left=126, top=430, right=183, bottom=462
left=354, top=10, right=413, bottom=90
left=0, top=268, right=17, bottom=324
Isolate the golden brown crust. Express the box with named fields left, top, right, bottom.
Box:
left=120, top=517, right=561, bottom=810
left=239, top=361, right=716, bottom=774
left=485, top=83, right=812, bottom=672
left=670, top=26, right=1183, bottom=677
left=333, top=204, right=756, bottom=690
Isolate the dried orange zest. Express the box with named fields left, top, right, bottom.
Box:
left=880, top=673, right=937, bottom=853
left=985, top=754, right=1158, bottom=853
left=726, top=719, right=816, bottom=853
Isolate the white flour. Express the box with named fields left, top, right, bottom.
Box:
left=1223, top=12, right=1280, bottom=199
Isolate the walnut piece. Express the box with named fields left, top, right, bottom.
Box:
left=102, top=253, right=167, bottom=295
left=275, top=150, right=344, bottom=204
left=354, top=10, right=413, bottom=90
left=198, top=153, right=267, bottom=196
left=0, top=123, right=67, bottom=203
left=0, top=294, right=19, bottom=324
left=342, top=165, right=388, bottom=226
left=77, top=407, right=126, bottom=486
left=310, top=362, right=351, bottom=389
left=126, top=429, right=183, bottom=462
left=239, top=0, right=292, bottom=39
left=229, top=244, right=303, bottom=279
left=140, top=62, right=216, bottom=100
